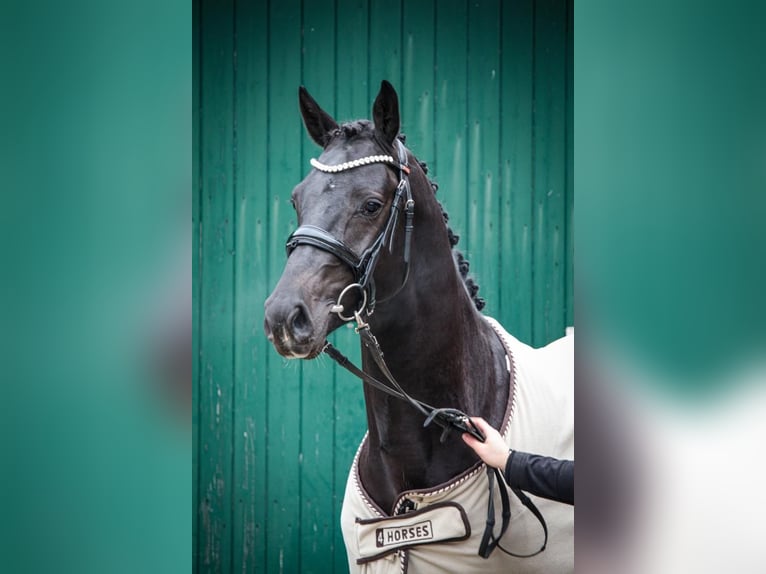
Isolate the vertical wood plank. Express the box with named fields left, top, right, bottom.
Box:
left=467, top=0, right=501, bottom=314
left=434, top=0, right=468, bottom=262
left=233, top=0, right=269, bottom=571
left=300, top=3, right=338, bottom=572
left=336, top=0, right=370, bottom=121
left=401, top=0, right=435, bottom=162
left=266, top=0, right=303, bottom=570
left=499, top=0, right=534, bottom=343
left=533, top=0, right=567, bottom=347
left=369, top=0, right=401, bottom=96
left=192, top=0, right=201, bottom=570
left=199, top=0, right=235, bottom=571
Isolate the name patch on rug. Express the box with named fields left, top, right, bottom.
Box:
left=375, top=520, right=433, bottom=547
left=355, top=502, right=470, bottom=564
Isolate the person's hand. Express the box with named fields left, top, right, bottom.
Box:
left=461, top=417, right=510, bottom=470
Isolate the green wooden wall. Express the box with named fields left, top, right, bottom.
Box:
left=193, top=0, right=572, bottom=572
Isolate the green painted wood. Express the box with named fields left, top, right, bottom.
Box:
left=192, top=0, right=200, bottom=571
left=533, top=0, right=568, bottom=347
left=434, top=0, right=468, bottom=271
left=499, top=0, right=534, bottom=343
left=369, top=0, right=402, bottom=99
left=336, top=0, right=370, bottom=121
left=198, top=0, right=235, bottom=572
left=194, top=2, right=573, bottom=572
left=467, top=0, right=501, bottom=316
left=233, top=0, right=269, bottom=571
left=402, top=0, right=435, bottom=163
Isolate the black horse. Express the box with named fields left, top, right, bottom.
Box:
left=264, top=81, right=573, bottom=572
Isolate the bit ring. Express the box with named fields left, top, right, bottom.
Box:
left=331, top=283, right=367, bottom=322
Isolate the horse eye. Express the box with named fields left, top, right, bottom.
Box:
left=363, top=200, right=382, bottom=215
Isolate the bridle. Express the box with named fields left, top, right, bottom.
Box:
left=286, top=141, right=414, bottom=316
left=283, top=138, right=547, bottom=560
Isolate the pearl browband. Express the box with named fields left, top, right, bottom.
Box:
left=310, top=155, right=405, bottom=174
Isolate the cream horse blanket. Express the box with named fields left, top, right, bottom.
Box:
left=340, top=317, right=574, bottom=573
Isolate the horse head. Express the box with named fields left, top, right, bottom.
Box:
left=264, top=81, right=413, bottom=359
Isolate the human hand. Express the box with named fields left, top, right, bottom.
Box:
left=461, top=417, right=510, bottom=470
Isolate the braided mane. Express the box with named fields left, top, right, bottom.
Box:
left=409, top=142, right=486, bottom=312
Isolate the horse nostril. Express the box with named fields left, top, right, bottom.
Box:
left=288, top=304, right=312, bottom=341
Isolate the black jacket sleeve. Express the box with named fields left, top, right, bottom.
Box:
left=504, top=450, right=574, bottom=505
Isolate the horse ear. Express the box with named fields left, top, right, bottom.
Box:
left=372, top=80, right=400, bottom=145
left=299, top=86, right=339, bottom=147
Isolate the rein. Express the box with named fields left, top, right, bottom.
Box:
left=284, top=139, right=547, bottom=560
left=323, top=311, right=486, bottom=444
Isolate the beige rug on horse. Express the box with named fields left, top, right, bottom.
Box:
left=340, top=317, right=574, bottom=573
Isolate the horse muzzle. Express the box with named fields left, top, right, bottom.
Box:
left=264, top=244, right=360, bottom=358
left=263, top=294, right=322, bottom=359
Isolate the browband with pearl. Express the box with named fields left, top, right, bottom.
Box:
left=310, top=155, right=409, bottom=174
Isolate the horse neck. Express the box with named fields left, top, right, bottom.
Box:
left=365, top=282, right=496, bottom=416
left=358, top=176, right=510, bottom=512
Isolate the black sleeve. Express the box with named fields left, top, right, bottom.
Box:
left=504, top=450, right=574, bottom=505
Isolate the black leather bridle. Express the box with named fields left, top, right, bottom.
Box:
left=283, top=139, right=547, bottom=560
left=286, top=140, right=414, bottom=315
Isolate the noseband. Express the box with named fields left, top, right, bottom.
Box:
left=285, top=139, right=414, bottom=316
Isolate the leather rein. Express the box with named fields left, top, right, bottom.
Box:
left=284, top=139, right=547, bottom=560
